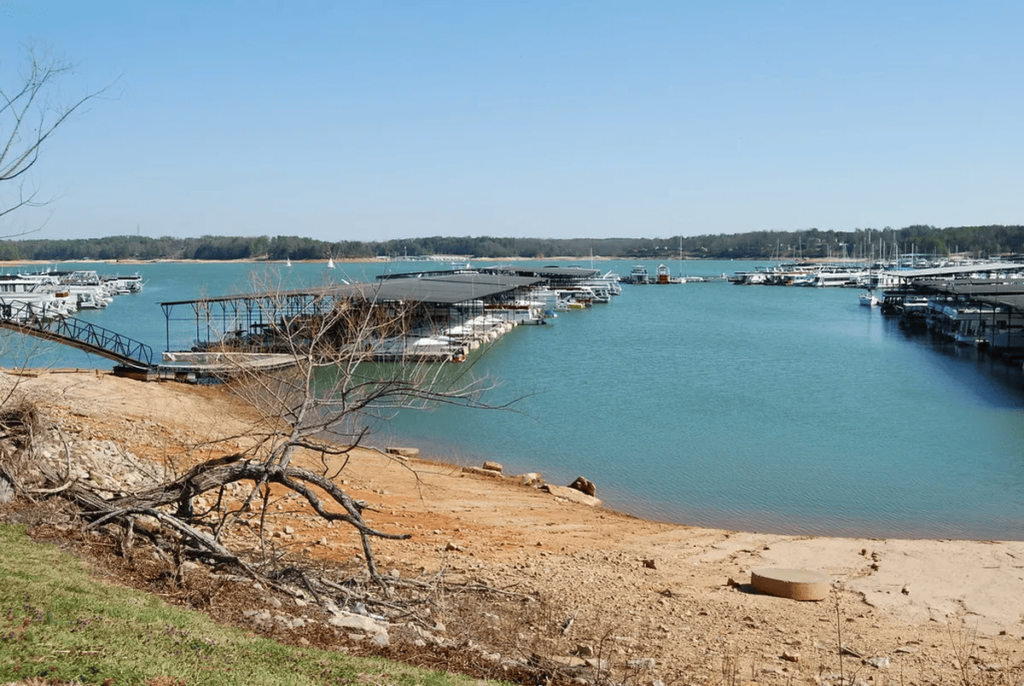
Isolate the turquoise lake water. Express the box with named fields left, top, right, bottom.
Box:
left=7, top=260, right=1024, bottom=540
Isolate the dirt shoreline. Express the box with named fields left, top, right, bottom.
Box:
left=4, top=369, right=1024, bottom=682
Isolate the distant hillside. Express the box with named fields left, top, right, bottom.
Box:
left=2, top=225, right=1021, bottom=262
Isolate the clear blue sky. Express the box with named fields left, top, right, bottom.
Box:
left=1, top=1, right=1021, bottom=242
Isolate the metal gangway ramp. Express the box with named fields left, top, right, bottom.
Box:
left=0, top=302, right=153, bottom=370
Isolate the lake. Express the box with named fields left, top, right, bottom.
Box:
left=6, top=259, right=1024, bottom=540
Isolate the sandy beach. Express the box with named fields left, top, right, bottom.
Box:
left=4, top=369, right=1023, bottom=683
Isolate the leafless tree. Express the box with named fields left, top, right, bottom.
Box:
left=45, top=273, right=506, bottom=590
left=1, top=44, right=108, bottom=231
left=0, top=45, right=110, bottom=409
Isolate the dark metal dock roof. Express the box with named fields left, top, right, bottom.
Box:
left=159, top=273, right=544, bottom=308
left=370, top=272, right=543, bottom=304
left=914, top=279, right=1024, bottom=314
left=885, top=262, right=1022, bottom=280
left=479, top=265, right=601, bottom=279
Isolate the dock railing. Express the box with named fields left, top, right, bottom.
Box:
left=0, top=302, right=154, bottom=369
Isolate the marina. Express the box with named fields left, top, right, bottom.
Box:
left=158, top=267, right=610, bottom=372
left=724, top=259, right=1024, bottom=369
left=0, top=259, right=1022, bottom=539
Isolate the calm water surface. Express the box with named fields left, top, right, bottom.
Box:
left=7, top=260, right=1024, bottom=540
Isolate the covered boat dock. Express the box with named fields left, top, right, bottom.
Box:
left=158, top=272, right=546, bottom=370
left=882, top=275, right=1024, bottom=362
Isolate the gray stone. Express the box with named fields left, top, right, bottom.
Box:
left=0, top=476, right=14, bottom=504
left=396, top=622, right=442, bottom=646
left=328, top=610, right=388, bottom=636
left=247, top=609, right=272, bottom=629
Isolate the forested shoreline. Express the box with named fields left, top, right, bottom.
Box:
left=3, top=224, right=1022, bottom=262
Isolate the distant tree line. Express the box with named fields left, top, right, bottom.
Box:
left=1, top=225, right=1022, bottom=262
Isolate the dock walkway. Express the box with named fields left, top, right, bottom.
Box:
left=0, top=305, right=153, bottom=370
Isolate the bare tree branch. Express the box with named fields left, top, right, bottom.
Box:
left=0, top=44, right=112, bottom=231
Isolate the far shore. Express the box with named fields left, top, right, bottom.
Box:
left=0, top=255, right=873, bottom=268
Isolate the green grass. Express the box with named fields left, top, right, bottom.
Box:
left=0, top=523, right=495, bottom=685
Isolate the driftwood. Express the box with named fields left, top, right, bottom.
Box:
left=61, top=452, right=410, bottom=584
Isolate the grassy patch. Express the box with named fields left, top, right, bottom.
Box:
left=0, top=524, right=496, bottom=685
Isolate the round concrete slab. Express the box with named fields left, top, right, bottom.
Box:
left=751, top=568, right=830, bottom=601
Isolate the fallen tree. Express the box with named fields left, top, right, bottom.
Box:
left=88, top=278, right=502, bottom=581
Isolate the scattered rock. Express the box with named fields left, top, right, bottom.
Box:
left=328, top=610, right=388, bottom=637
left=864, top=656, right=891, bottom=668
left=386, top=446, right=419, bottom=459
left=244, top=609, right=273, bottom=629
left=395, top=622, right=442, bottom=646
left=517, top=472, right=544, bottom=487
left=482, top=461, right=503, bottom=474
left=462, top=466, right=503, bottom=479
left=543, top=484, right=603, bottom=507
left=0, top=476, right=15, bottom=503
left=568, top=476, right=597, bottom=497
left=627, top=657, right=656, bottom=670
left=642, top=558, right=657, bottom=570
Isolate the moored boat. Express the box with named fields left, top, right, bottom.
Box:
left=859, top=291, right=880, bottom=307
